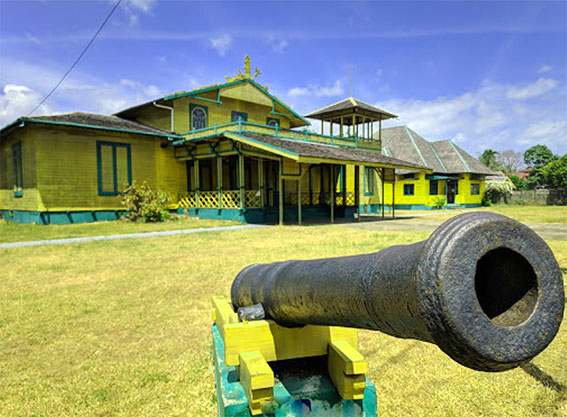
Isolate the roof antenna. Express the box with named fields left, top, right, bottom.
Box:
left=349, top=63, right=353, bottom=98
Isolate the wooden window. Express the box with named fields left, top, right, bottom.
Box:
left=471, top=183, right=480, bottom=195
left=12, top=141, right=23, bottom=197
left=403, top=184, right=414, bottom=196
left=266, top=117, right=280, bottom=127
left=191, top=105, right=208, bottom=130
left=429, top=180, right=438, bottom=195
left=97, top=141, right=132, bottom=196
left=402, top=173, right=415, bottom=180
left=232, top=111, right=248, bottom=122
left=363, top=166, right=374, bottom=195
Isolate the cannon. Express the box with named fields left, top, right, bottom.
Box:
left=213, top=212, right=564, bottom=416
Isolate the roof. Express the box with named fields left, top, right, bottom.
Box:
left=305, top=97, right=398, bottom=122
left=1, top=112, right=183, bottom=139
left=114, top=78, right=309, bottom=128
left=379, top=126, right=494, bottom=175
left=223, top=132, right=429, bottom=171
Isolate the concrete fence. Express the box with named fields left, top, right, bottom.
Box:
left=505, top=189, right=567, bottom=206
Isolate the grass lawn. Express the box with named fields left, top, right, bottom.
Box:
left=0, top=215, right=239, bottom=244
left=1, top=207, right=566, bottom=416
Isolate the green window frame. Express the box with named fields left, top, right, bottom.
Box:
left=471, top=183, right=480, bottom=195
left=97, top=141, right=132, bottom=196
left=12, top=141, right=23, bottom=197
left=232, top=111, right=248, bottom=122
left=363, top=166, right=374, bottom=195
left=190, top=103, right=208, bottom=130
left=429, top=179, right=438, bottom=195
left=403, top=184, right=414, bottom=196
left=266, top=117, right=280, bottom=127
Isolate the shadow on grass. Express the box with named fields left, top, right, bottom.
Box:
left=520, top=362, right=566, bottom=393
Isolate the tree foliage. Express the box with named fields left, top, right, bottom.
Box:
left=543, top=154, right=567, bottom=188
left=495, top=150, right=524, bottom=175
left=523, top=144, right=557, bottom=188
left=482, top=180, right=514, bottom=205
left=479, top=149, right=500, bottom=170
left=509, top=175, right=528, bottom=190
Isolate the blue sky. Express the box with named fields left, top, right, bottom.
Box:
left=1, top=0, right=565, bottom=157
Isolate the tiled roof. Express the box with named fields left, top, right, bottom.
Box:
left=305, top=97, right=398, bottom=121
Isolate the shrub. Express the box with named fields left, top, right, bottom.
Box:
left=432, top=196, right=446, bottom=209
left=483, top=180, right=514, bottom=205
left=120, top=181, right=172, bottom=223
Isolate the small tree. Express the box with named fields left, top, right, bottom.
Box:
left=509, top=175, right=528, bottom=190
left=495, top=150, right=524, bottom=175
left=120, top=181, right=172, bottom=222
left=543, top=154, right=567, bottom=189
left=483, top=180, right=514, bottom=205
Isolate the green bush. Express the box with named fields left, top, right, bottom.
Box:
left=120, top=181, right=172, bottom=223
left=483, top=180, right=514, bottom=205
left=432, top=196, right=446, bottom=209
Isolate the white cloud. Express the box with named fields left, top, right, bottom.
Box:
left=288, top=80, right=344, bottom=98
left=267, top=34, right=288, bottom=53
left=538, top=65, right=552, bottom=74
left=25, top=33, right=41, bottom=45
left=380, top=77, right=566, bottom=155
left=126, top=0, right=157, bottom=13
left=0, top=85, right=50, bottom=125
left=209, top=34, right=232, bottom=56
left=506, top=78, right=557, bottom=100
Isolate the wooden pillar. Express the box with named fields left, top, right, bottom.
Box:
left=340, top=117, right=343, bottom=137
left=330, top=165, right=335, bottom=224
left=330, top=120, right=333, bottom=137
left=217, top=155, right=222, bottom=209
left=321, top=119, right=324, bottom=135
left=319, top=165, right=324, bottom=206
left=279, top=159, right=284, bottom=225
left=297, top=172, right=302, bottom=226
left=379, top=119, right=382, bottom=142
left=341, top=165, right=346, bottom=209
left=309, top=166, right=313, bottom=206
left=354, top=165, right=360, bottom=222
left=194, top=159, right=200, bottom=210
left=381, top=168, right=385, bottom=220
left=238, top=153, right=244, bottom=210
left=352, top=115, right=355, bottom=138
left=258, top=158, right=264, bottom=208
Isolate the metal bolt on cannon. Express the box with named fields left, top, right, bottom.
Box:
left=212, top=212, right=565, bottom=416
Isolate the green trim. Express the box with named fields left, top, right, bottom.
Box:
left=1, top=209, right=125, bottom=225
left=162, top=78, right=310, bottom=126
left=363, top=166, right=374, bottom=196
left=231, top=111, right=248, bottom=122
left=190, top=103, right=209, bottom=131
left=193, top=95, right=222, bottom=105
left=448, top=140, right=471, bottom=172
left=18, top=118, right=182, bottom=139
left=266, top=117, right=280, bottom=127
left=429, top=143, right=447, bottom=172
left=405, top=128, right=428, bottom=167
left=96, top=141, right=132, bottom=196
left=224, top=132, right=299, bottom=158
left=403, top=183, right=415, bottom=196
left=12, top=141, right=23, bottom=197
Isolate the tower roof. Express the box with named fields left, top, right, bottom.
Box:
left=305, top=97, right=397, bottom=123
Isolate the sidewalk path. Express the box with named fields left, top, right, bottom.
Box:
left=0, top=224, right=265, bottom=249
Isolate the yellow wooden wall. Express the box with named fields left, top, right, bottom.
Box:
left=0, top=125, right=187, bottom=212
left=0, top=129, right=41, bottom=211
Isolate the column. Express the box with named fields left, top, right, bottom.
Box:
left=297, top=172, right=302, bottom=226
left=258, top=158, right=264, bottom=209
left=279, top=159, right=284, bottom=225
left=392, top=179, right=396, bottom=218
left=330, top=165, right=335, bottom=224
left=217, top=155, right=222, bottom=209
left=238, top=153, right=244, bottom=210
left=381, top=168, right=385, bottom=220
left=354, top=165, right=360, bottom=222
left=194, top=159, right=200, bottom=210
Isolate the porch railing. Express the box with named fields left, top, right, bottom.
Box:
left=178, top=190, right=261, bottom=209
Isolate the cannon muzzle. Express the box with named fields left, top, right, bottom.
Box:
left=231, top=212, right=564, bottom=372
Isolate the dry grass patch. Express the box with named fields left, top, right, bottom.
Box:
left=1, top=225, right=566, bottom=416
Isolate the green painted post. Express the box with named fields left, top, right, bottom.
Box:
left=195, top=159, right=200, bottom=210
left=239, top=153, right=245, bottom=210
left=217, top=155, right=222, bottom=209
left=297, top=172, right=302, bottom=226
left=381, top=168, right=385, bottom=220
left=279, top=160, right=284, bottom=225
left=330, top=165, right=335, bottom=224
left=392, top=180, right=396, bottom=218
left=258, top=158, right=264, bottom=208
left=355, top=165, right=360, bottom=222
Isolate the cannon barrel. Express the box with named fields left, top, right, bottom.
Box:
left=231, top=212, right=565, bottom=372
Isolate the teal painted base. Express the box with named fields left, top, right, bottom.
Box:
left=212, top=324, right=377, bottom=417
left=0, top=209, right=125, bottom=225
left=358, top=203, right=483, bottom=212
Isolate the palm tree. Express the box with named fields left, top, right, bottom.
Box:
left=479, top=149, right=499, bottom=170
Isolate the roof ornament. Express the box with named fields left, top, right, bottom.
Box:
left=225, top=55, right=268, bottom=90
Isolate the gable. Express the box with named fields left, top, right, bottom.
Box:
left=220, top=82, right=273, bottom=107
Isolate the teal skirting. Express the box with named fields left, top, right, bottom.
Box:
left=0, top=209, right=125, bottom=225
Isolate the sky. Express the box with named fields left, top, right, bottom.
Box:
left=1, top=0, right=566, bottom=157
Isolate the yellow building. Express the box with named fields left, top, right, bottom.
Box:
left=1, top=71, right=431, bottom=225
left=378, top=126, right=494, bottom=210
